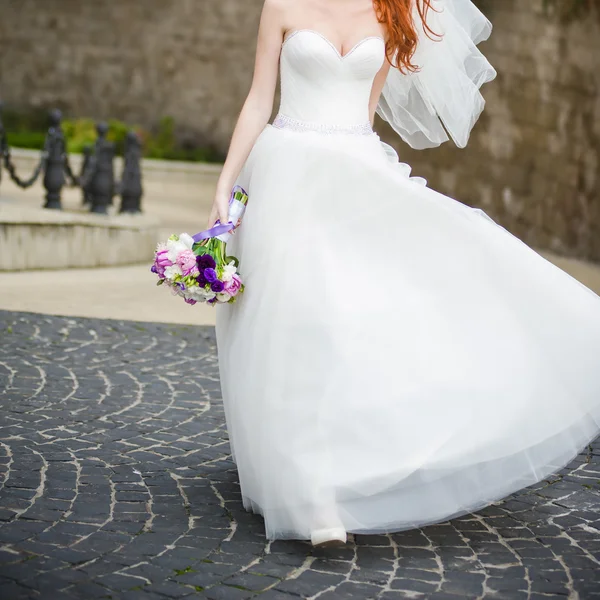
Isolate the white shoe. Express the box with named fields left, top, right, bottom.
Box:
left=310, top=527, right=347, bottom=547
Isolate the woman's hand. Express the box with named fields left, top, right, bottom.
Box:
left=207, top=188, right=231, bottom=229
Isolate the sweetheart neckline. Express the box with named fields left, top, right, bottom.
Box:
left=282, top=29, right=385, bottom=60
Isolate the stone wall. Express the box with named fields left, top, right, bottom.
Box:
left=0, top=0, right=599, bottom=260
left=0, top=0, right=265, bottom=152
left=382, top=0, right=600, bottom=261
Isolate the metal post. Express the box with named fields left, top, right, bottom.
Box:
left=80, top=144, right=93, bottom=206
left=88, top=122, right=115, bottom=215
left=43, top=109, right=66, bottom=210
left=119, top=131, right=143, bottom=214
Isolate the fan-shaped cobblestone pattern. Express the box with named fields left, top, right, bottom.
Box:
left=0, top=311, right=599, bottom=600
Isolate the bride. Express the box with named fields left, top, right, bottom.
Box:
left=210, top=0, right=600, bottom=546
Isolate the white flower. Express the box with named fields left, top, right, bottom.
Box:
left=178, top=233, right=195, bottom=249
left=187, top=286, right=209, bottom=301
left=221, top=261, right=237, bottom=283
left=166, top=241, right=185, bottom=262
left=184, top=286, right=213, bottom=303
left=166, top=233, right=194, bottom=262
left=216, top=292, right=232, bottom=303
left=164, top=264, right=183, bottom=279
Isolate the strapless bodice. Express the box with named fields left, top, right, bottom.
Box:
left=277, top=30, right=386, bottom=127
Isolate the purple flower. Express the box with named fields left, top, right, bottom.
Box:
left=196, top=254, right=216, bottom=270
left=150, top=265, right=158, bottom=274
left=196, top=274, right=208, bottom=287
left=185, top=298, right=197, bottom=305
left=211, top=280, right=224, bottom=293
left=204, top=268, right=217, bottom=283
left=178, top=282, right=186, bottom=291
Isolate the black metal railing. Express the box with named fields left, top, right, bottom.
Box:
left=0, top=102, right=143, bottom=214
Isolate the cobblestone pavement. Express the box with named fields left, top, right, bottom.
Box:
left=0, top=311, right=599, bottom=600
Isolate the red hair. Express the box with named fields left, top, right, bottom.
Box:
left=373, top=0, right=439, bottom=73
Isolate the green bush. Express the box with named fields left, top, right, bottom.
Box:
left=3, top=107, right=49, bottom=150
left=142, top=117, right=220, bottom=162
left=144, top=116, right=176, bottom=160
left=61, top=118, right=133, bottom=155
left=2, top=107, right=49, bottom=133
left=2, top=111, right=222, bottom=163
left=61, top=118, right=97, bottom=154
left=5, top=131, right=47, bottom=150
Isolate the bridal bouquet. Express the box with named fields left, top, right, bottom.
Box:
left=151, top=186, right=248, bottom=306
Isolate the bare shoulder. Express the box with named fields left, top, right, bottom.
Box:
left=262, top=0, right=292, bottom=15
left=262, top=0, right=306, bottom=29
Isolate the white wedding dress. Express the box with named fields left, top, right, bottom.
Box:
left=216, top=0, right=600, bottom=541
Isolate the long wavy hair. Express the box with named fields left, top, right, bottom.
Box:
left=373, top=0, right=440, bottom=73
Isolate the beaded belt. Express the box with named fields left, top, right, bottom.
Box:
left=272, top=113, right=374, bottom=136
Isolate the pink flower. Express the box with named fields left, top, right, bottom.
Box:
left=176, top=249, right=199, bottom=276
left=154, top=249, right=172, bottom=278
left=224, top=274, right=242, bottom=297
left=156, top=249, right=171, bottom=266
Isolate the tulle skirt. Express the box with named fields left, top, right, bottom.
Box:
left=215, top=125, right=600, bottom=541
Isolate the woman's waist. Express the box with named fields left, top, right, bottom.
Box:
left=272, top=113, right=374, bottom=137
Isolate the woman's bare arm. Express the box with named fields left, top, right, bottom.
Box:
left=208, top=0, right=285, bottom=227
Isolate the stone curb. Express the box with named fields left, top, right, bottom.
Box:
left=0, top=203, right=160, bottom=230
left=0, top=204, right=160, bottom=271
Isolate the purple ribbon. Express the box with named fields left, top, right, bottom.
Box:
left=192, top=186, right=247, bottom=243
left=192, top=222, right=234, bottom=243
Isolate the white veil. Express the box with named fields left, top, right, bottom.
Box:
left=376, top=0, right=497, bottom=149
